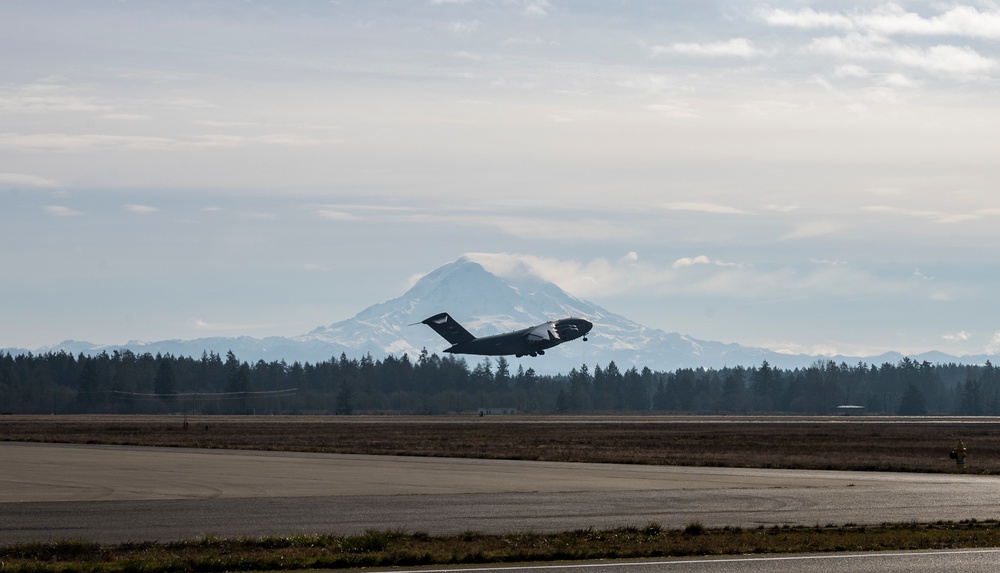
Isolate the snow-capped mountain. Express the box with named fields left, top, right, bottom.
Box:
left=9, top=257, right=991, bottom=372
left=298, top=256, right=791, bottom=372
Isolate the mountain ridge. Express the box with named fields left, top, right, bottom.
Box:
left=6, top=257, right=995, bottom=372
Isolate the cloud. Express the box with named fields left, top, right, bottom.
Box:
left=448, top=20, right=481, bottom=35
left=857, top=4, right=1000, bottom=39
left=781, top=220, right=844, bottom=240
left=0, top=132, right=341, bottom=152
left=0, top=133, right=178, bottom=151
left=0, top=172, right=58, bottom=187
left=193, top=133, right=341, bottom=148
left=672, top=255, right=712, bottom=268
left=661, top=202, right=751, bottom=215
left=315, top=209, right=360, bottom=221
left=943, top=331, right=971, bottom=343
left=0, top=80, right=107, bottom=113
left=761, top=4, right=1000, bottom=39
left=758, top=7, right=854, bottom=31
left=460, top=252, right=929, bottom=304
left=466, top=252, right=644, bottom=298
left=521, top=0, right=550, bottom=17
left=764, top=204, right=800, bottom=214
left=124, top=204, right=159, bottom=214
left=44, top=205, right=84, bottom=217
left=863, top=205, right=999, bottom=224
left=312, top=203, right=643, bottom=241
left=672, top=255, right=745, bottom=269
left=808, top=33, right=997, bottom=78
left=834, top=64, right=870, bottom=78
left=100, top=114, right=149, bottom=121
left=645, top=101, right=701, bottom=119
left=987, top=332, right=1000, bottom=355
left=652, top=38, right=760, bottom=58
left=474, top=215, right=640, bottom=241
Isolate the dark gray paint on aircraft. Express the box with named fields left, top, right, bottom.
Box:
left=418, top=312, right=592, bottom=357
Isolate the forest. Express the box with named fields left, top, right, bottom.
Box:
left=1, top=348, right=999, bottom=416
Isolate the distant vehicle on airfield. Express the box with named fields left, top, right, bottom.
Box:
left=416, top=312, right=593, bottom=358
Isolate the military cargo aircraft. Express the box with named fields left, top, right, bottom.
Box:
left=417, top=312, right=593, bottom=357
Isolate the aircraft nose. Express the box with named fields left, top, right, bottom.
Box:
left=555, top=318, right=593, bottom=339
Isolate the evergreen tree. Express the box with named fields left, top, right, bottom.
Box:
left=898, top=383, right=928, bottom=415
left=495, top=357, right=511, bottom=392
left=154, top=359, right=176, bottom=405
left=76, top=357, right=101, bottom=411
left=335, top=382, right=354, bottom=415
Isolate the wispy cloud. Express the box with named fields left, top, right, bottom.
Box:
left=0, top=133, right=178, bottom=151
left=651, top=38, right=760, bottom=58
left=0, top=80, right=107, bottom=113
left=0, top=172, right=58, bottom=187
left=645, top=101, right=701, bottom=119
left=760, top=4, right=1000, bottom=39
left=460, top=252, right=915, bottom=303
left=521, top=0, right=550, bottom=17
left=44, top=205, right=84, bottom=217
left=760, top=4, right=1000, bottom=82
left=808, top=33, right=997, bottom=79
left=672, top=255, right=744, bottom=269
left=310, top=203, right=641, bottom=241
left=943, top=331, right=971, bottom=343
left=863, top=205, right=1000, bottom=224
left=781, top=220, right=845, bottom=240
left=661, top=202, right=751, bottom=215
left=124, top=204, right=159, bottom=214
left=100, top=113, right=150, bottom=121
left=315, top=209, right=360, bottom=221
left=0, top=132, right=342, bottom=151
left=448, top=20, right=481, bottom=35
left=759, top=7, right=854, bottom=31
left=987, top=332, right=1000, bottom=355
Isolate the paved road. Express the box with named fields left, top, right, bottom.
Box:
left=3, top=442, right=1000, bottom=544
left=357, top=550, right=1000, bottom=573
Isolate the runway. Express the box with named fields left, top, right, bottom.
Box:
left=3, top=442, right=1000, bottom=544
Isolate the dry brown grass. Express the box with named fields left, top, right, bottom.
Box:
left=4, top=521, right=1000, bottom=573
left=1, top=414, right=997, bottom=474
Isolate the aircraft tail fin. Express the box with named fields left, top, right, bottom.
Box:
left=419, top=312, right=476, bottom=345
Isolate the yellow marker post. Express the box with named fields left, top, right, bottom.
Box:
left=954, top=440, right=967, bottom=469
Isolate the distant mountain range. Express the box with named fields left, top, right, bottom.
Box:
left=6, top=257, right=994, bottom=373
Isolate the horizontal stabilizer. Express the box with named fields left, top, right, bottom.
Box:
left=420, top=312, right=476, bottom=345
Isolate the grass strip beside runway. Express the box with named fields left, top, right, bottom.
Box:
left=1, top=415, right=996, bottom=474
left=3, top=520, right=1000, bottom=573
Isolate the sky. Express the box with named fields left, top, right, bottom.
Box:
left=3, top=0, right=1000, bottom=359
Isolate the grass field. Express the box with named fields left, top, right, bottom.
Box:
left=1, top=414, right=997, bottom=473
left=4, top=521, right=1000, bottom=573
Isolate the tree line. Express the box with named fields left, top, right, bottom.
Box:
left=1, top=348, right=998, bottom=415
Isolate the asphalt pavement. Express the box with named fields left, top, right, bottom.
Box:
left=4, top=441, right=1000, bottom=545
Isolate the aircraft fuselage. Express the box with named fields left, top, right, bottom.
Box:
left=418, top=313, right=593, bottom=358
